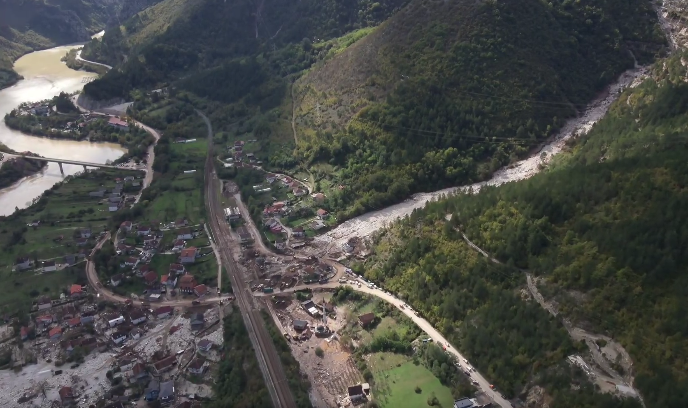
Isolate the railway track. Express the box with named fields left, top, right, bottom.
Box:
left=199, top=111, right=297, bottom=408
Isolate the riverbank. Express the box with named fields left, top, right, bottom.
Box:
left=0, top=142, right=47, bottom=189
left=62, top=49, right=109, bottom=76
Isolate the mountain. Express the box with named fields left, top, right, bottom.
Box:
left=0, top=0, right=163, bottom=89
left=364, top=50, right=688, bottom=408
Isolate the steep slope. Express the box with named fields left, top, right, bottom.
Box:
left=82, top=0, right=409, bottom=99
left=291, top=0, right=664, bottom=220
left=365, top=51, right=688, bottom=408
left=0, top=0, right=163, bottom=89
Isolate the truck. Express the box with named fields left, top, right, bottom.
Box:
left=263, top=287, right=274, bottom=294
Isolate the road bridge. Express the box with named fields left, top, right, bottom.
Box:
left=3, top=153, right=136, bottom=175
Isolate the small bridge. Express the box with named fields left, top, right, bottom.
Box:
left=4, top=153, right=137, bottom=175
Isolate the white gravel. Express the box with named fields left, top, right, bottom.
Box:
left=316, top=65, right=649, bottom=249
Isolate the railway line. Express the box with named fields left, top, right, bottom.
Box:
left=199, top=110, right=297, bottom=408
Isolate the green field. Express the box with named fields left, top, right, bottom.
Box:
left=369, top=356, right=454, bottom=408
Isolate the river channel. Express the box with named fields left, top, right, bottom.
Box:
left=0, top=40, right=125, bottom=215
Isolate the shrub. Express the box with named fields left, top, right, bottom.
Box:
left=314, top=347, right=324, bottom=358
left=414, top=386, right=422, bottom=394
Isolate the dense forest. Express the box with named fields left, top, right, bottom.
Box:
left=363, top=52, right=688, bottom=408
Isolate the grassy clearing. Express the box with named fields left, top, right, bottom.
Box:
left=370, top=359, right=455, bottom=408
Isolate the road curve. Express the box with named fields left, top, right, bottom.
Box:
left=75, top=50, right=113, bottom=70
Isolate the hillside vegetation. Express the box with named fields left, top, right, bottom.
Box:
left=364, top=51, right=688, bottom=408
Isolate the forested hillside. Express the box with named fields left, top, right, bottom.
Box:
left=292, top=0, right=664, bottom=220
left=0, top=0, right=163, bottom=89
left=364, top=51, right=688, bottom=408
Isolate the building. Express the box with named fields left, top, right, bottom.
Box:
left=454, top=397, right=476, bottom=408
left=112, top=330, right=127, bottom=345
left=79, top=228, right=92, bottom=238
left=37, top=296, right=52, bottom=310
left=197, top=339, right=213, bottom=353
left=124, top=257, right=138, bottom=267
left=159, top=380, right=175, bottom=404
left=153, top=355, right=177, bottom=375
left=59, top=386, right=75, bottom=406
left=293, top=187, right=307, bottom=197
left=15, top=256, right=31, bottom=271
left=316, top=208, right=329, bottom=219
left=292, top=227, right=305, bottom=238
left=176, top=228, right=193, bottom=240
left=108, top=315, right=125, bottom=327
left=129, top=309, right=147, bottom=325
left=111, top=274, right=122, bottom=286
left=130, top=327, right=143, bottom=340
left=67, top=317, right=80, bottom=328
left=143, top=271, right=158, bottom=287
left=224, top=207, right=241, bottom=220
left=154, top=306, right=173, bottom=319
left=120, top=221, right=133, bottom=232
left=108, top=116, right=129, bottom=130
left=194, top=284, right=208, bottom=298
left=70, top=284, right=82, bottom=297
left=42, top=261, right=57, bottom=273
left=49, top=326, right=62, bottom=340
left=179, top=275, right=197, bottom=293
left=187, top=356, right=207, bottom=375
left=180, top=247, right=198, bottom=264
left=20, top=326, right=31, bottom=341
left=358, top=312, right=376, bottom=328
left=130, top=362, right=149, bottom=382
left=348, top=384, right=366, bottom=404
left=173, top=239, right=185, bottom=251
left=237, top=226, right=252, bottom=244
left=63, top=254, right=77, bottom=266
left=137, top=225, right=151, bottom=236
left=293, top=320, right=308, bottom=331
left=312, top=192, right=326, bottom=203
left=36, top=314, right=53, bottom=328
left=190, top=313, right=205, bottom=331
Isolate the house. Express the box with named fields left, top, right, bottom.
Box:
left=61, top=305, right=78, bottom=321
left=358, top=313, right=376, bottom=328
left=174, top=218, right=187, bottom=227
left=111, top=274, right=123, bottom=286
left=75, top=237, right=88, bottom=247
left=49, top=326, right=62, bottom=340
left=316, top=209, right=329, bottom=219
left=348, top=384, right=366, bottom=404
left=79, top=228, right=92, bottom=238
left=143, top=271, right=158, bottom=287
left=116, top=244, right=130, bottom=255
left=42, top=261, right=57, bottom=273
left=37, top=296, right=52, bottom=310
left=28, top=219, right=40, bottom=227
left=190, top=313, right=205, bottom=331
left=312, top=192, right=326, bottom=203
left=237, top=226, right=252, bottom=244
left=136, top=264, right=151, bottom=277
left=108, top=116, right=129, bottom=130
left=59, top=386, right=75, bottom=406
left=187, top=356, right=207, bottom=375
left=193, top=284, right=208, bottom=298
left=292, top=227, right=305, bottom=238
left=130, top=362, right=149, bottom=382
left=120, top=221, right=133, bottom=232
left=266, top=173, right=276, bottom=183
left=36, top=314, right=53, bottom=328
left=293, top=187, right=307, bottom=197
left=137, top=225, right=151, bottom=236
left=453, top=397, right=476, bottom=408
left=108, top=315, right=125, bottom=327
left=67, top=317, right=81, bottom=328
left=63, top=254, right=77, bottom=266
left=89, top=189, right=106, bottom=198
left=224, top=207, right=241, bottom=220
left=80, top=313, right=95, bottom=325
left=153, top=355, right=177, bottom=374
left=180, top=247, right=198, bottom=264
left=159, top=380, right=175, bottom=404
left=154, top=306, right=174, bottom=319
left=293, top=320, right=309, bottom=331
left=143, top=234, right=158, bottom=244
left=130, top=328, right=143, bottom=340
left=70, top=284, right=82, bottom=297
left=112, top=330, right=127, bottom=344
left=274, top=238, right=286, bottom=251
left=20, top=326, right=31, bottom=341
left=176, top=228, right=193, bottom=240
left=129, top=309, right=147, bottom=325
left=179, top=275, right=197, bottom=293
left=169, top=263, right=185, bottom=275
left=15, top=256, right=31, bottom=271
left=108, top=203, right=120, bottom=212
left=173, top=239, right=185, bottom=251
left=124, top=257, right=138, bottom=267
left=197, top=339, right=213, bottom=353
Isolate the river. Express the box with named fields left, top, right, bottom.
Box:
left=0, top=40, right=125, bottom=215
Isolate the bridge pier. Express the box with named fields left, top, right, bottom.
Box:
left=83, top=165, right=87, bottom=172
left=58, top=162, right=64, bottom=175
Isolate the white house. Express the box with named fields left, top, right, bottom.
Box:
left=42, top=261, right=57, bottom=273
left=110, top=274, right=122, bottom=287
left=176, top=228, right=193, bottom=240
left=108, top=316, right=125, bottom=327
left=111, top=331, right=127, bottom=344
left=154, top=306, right=173, bottom=319
left=187, top=357, right=207, bottom=375
left=129, top=310, right=147, bottom=325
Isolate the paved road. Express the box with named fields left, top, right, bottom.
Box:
left=199, top=110, right=297, bottom=408
left=75, top=50, right=113, bottom=70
